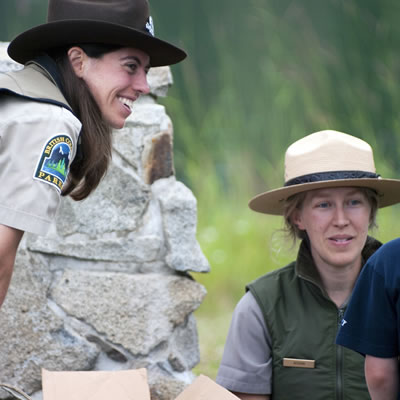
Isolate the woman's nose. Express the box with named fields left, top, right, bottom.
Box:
left=133, top=70, right=150, bottom=95
left=333, top=206, right=349, bottom=227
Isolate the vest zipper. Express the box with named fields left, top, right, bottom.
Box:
left=299, top=273, right=346, bottom=400
left=336, top=307, right=345, bottom=400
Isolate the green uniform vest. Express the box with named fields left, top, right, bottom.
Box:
left=247, top=237, right=381, bottom=400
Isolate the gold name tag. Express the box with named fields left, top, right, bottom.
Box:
left=283, top=358, right=315, bottom=369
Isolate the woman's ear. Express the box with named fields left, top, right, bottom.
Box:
left=291, top=208, right=305, bottom=231
left=67, top=46, right=87, bottom=78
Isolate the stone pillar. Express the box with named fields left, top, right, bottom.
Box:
left=0, top=42, right=209, bottom=400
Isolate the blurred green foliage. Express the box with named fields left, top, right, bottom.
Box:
left=152, top=0, right=400, bottom=192
left=3, top=0, right=400, bottom=380
left=0, top=0, right=46, bottom=40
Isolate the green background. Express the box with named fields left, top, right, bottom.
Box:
left=2, top=0, right=400, bottom=378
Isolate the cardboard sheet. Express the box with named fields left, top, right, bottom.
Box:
left=175, top=374, right=240, bottom=400
left=42, top=368, right=151, bottom=400
left=41, top=369, right=239, bottom=400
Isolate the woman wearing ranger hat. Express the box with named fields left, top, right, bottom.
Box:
left=0, top=0, right=186, bottom=308
left=216, top=130, right=400, bottom=399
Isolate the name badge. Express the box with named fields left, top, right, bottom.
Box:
left=283, top=358, right=315, bottom=369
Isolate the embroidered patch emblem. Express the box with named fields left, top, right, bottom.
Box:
left=146, top=16, right=155, bottom=36
left=34, top=134, right=73, bottom=192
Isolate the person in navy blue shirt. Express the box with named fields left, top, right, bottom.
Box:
left=336, top=238, right=400, bottom=400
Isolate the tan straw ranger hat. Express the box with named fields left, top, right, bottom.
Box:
left=249, top=130, right=400, bottom=215
left=8, top=0, right=186, bottom=67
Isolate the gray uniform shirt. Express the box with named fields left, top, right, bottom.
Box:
left=216, top=291, right=273, bottom=395
left=0, top=95, right=81, bottom=235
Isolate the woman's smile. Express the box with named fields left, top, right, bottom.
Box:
left=79, top=47, right=150, bottom=129
left=118, top=96, right=136, bottom=113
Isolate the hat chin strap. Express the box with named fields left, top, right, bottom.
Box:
left=285, top=170, right=380, bottom=187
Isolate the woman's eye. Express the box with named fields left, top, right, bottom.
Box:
left=126, top=63, right=138, bottom=73
left=348, top=199, right=361, bottom=206
left=316, top=202, right=330, bottom=209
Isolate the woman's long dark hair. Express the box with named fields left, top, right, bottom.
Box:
left=54, top=44, right=120, bottom=200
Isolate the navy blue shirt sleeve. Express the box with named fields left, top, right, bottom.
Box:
left=336, top=238, right=400, bottom=358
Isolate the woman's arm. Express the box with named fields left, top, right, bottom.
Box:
left=216, top=292, right=272, bottom=396
left=0, top=224, right=23, bottom=307
left=365, top=355, right=399, bottom=400
left=232, top=392, right=270, bottom=400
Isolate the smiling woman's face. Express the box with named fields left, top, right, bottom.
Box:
left=71, top=46, right=151, bottom=129
left=291, top=187, right=372, bottom=272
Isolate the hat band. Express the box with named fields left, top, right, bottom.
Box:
left=285, top=170, right=380, bottom=187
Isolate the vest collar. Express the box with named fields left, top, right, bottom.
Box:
left=295, top=236, right=382, bottom=290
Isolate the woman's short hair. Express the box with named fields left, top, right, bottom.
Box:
left=282, top=187, right=379, bottom=244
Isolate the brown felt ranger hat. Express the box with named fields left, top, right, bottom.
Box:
left=249, top=130, right=400, bottom=215
left=8, top=0, right=186, bottom=67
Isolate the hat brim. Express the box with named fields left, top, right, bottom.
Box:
left=8, top=20, right=186, bottom=67
left=249, top=178, right=400, bottom=215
